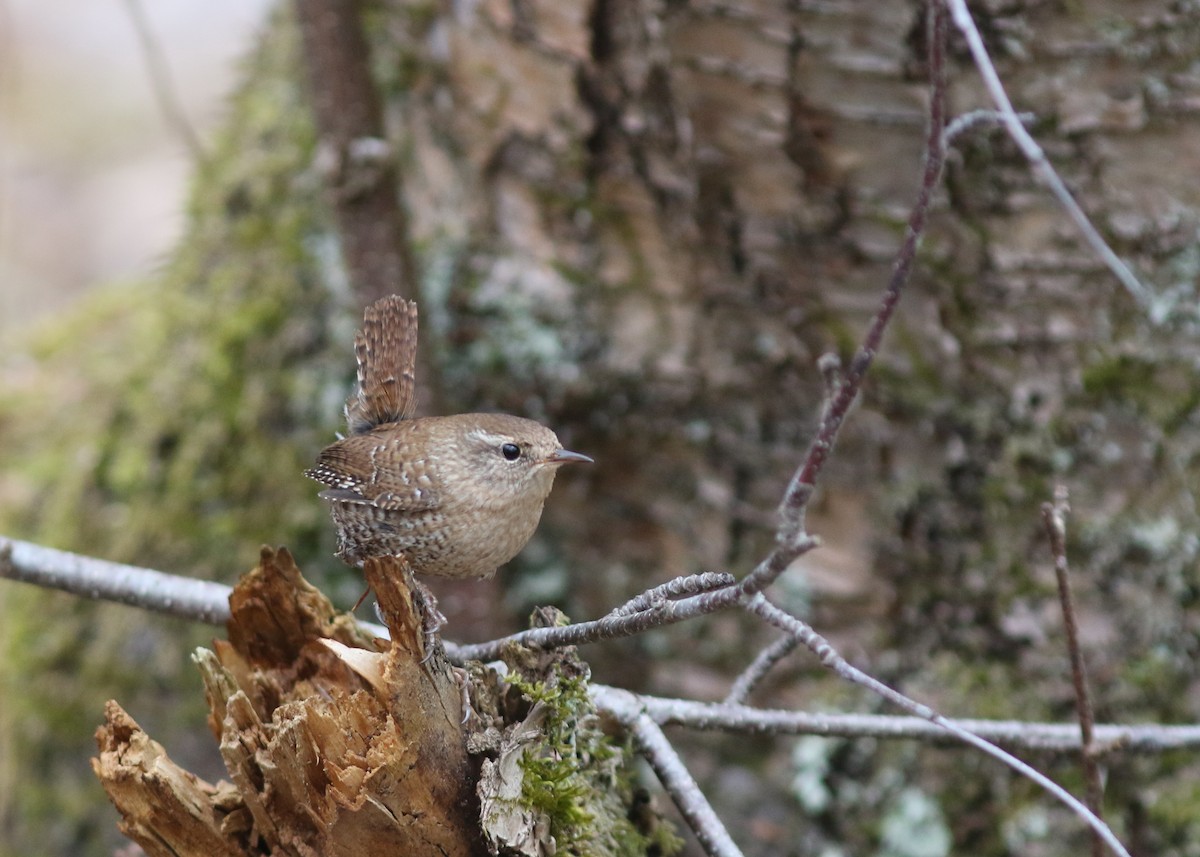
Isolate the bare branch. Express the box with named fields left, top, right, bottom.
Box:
left=597, top=686, right=743, bottom=857
left=120, top=0, right=206, bottom=161
left=453, top=582, right=745, bottom=662
left=942, top=109, right=1034, bottom=147
left=745, top=595, right=1130, bottom=857
left=944, top=0, right=1150, bottom=307
left=724, top=634, right=799, bottom=705
left=1042, top=486, right=1106, bottom=857
left=0, top=537, right=232, bottom=625
left=625, top=691, right=1200, bottom=752
left=606, top=572, right=736, bottom=618
left=452, top=530, right=806, bottom=660
left=6, top=534, right=1199, bottom=762
left=772, top=0, right=948, bottom=547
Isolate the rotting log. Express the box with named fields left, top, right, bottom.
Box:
left=92, top=547, right=678, bottom=856
left=93, top=547, right=483, bottom=856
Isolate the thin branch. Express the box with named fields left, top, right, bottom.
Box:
left=942, top=109, right=1034, bottom=147
left=625, top=690, right=1200, bottom=752
left=772, top=0, right=948, bottom=546
left=944, top=0, right=1150, bottom=307
left=455, top=529, right=808, bottom=660
left=120, top=0, right=206, bottom=161
left=597, top=686, right=743, bottom=857
left=453, top=581, right=747, bottom=662
left=0, top=532, right=743, bottom=658
left=0, top=537, right=231, bottom=625
left=606, top=572, right=736, bottom=618
left=745, top=595, right=1130, bottom=857
left=724, top=634, right=799, bottom=705
left=1043, top=486, right=1106, bottom=857
left=6, top=535, right=1199, bottom=761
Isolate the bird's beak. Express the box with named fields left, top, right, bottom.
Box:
left=546, top=449, right=593, bottom=466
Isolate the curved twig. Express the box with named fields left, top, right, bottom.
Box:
left=745, top=595, right=1130, bottom=857
left=944, top=0, right=1149, bottom=307
left=597, top=686, right=743, bottom=857
left=724, top=634, right=799, bottom=705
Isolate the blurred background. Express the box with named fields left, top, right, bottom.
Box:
left=1, top=0, right=270, bottom=332
left=3, top=2, right=1200, bottom=856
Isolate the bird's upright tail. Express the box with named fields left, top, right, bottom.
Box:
left=344, top=295, right=419, bottom=434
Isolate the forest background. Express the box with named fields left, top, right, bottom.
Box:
left=2, top=1, right=1200, bottom=856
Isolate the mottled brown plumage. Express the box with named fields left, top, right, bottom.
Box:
left=344, top=295, right=418, bottom=434
left=307, top=297, right=591, bottom=578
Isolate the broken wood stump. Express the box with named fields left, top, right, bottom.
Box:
left=93, top=547, right=482, bottom=856
left=92, top=547, right=679, bottom=856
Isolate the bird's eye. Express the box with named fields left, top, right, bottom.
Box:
left=501, top=442, right=521, bottom=461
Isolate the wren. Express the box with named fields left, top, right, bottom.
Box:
left=306, top=296, right=591, bottom=578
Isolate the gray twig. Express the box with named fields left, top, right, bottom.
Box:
left=724, top=634, right=799, bottom=705
left=453, top=580, right=746, bottom=661
left=624, top=690, right=1200, bottom=752
left=1042, top=486, right=1106, bottom=857
left=606, top=573, right=736, bottom=618
left=0, top=537, right=231, bottom=625
left=5, top=535, right=1198, bottom=763
left=597, top=686, right=743, bottom=857
left=744, top=595, right=1130, bottom=857
left=945, top=0, right=1149, bottom=307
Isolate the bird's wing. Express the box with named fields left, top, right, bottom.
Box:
left=305, top=435, right=440, bottom=511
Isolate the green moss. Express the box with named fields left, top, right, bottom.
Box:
left=508, top=669, right=607, bottom=834
left=501, top=642, right=683, bottom=856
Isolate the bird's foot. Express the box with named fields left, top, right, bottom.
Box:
left=412, top=579, right=447, bottom=664
left=453, top=667, right=476, bottom=726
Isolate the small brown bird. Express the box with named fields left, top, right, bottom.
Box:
left=306, top=296, right=591, bottom=579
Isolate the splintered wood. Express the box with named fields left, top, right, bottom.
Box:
left=92, top=547, right=482, bottom=857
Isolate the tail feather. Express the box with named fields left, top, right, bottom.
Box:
left=344, top=296, right=418, bottom=434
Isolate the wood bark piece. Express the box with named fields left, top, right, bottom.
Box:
left=92, top=701, right=244, bottom=857
left=93, top=547, right=484, bottom=856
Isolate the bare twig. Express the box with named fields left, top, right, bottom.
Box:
left=120, top=0, right=206, bottom=161
left=6, top=534, right=1199, bottom=762
left=1043, top=486, right=1105, bottom=857
left=606, top=572, right=736, bottom=618
left=598, top=686, right=743, bottom=857
left=772, top=0, right=948, bottom=550
left=942, top=108, right=1035, bottom=147
left=0, top=537, right=231, bottom=625
left=724, top=634, right=799, bottom=705
left=624, top=690, right=1200, bottom=752
left=453, top=582, right=746, bottom=661
left=944, top=0, right=1149, bottom=307
left=0, top=532, right=742, bottom=658
left=745, top=595, right=1130, bottom=857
